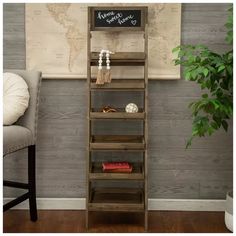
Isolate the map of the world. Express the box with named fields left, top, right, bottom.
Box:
left=26, top=3, right=181, bottom=79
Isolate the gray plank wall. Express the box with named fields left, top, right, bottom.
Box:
left=3, top=3, right=233, bottom=199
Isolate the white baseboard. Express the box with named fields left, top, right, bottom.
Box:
left=4, top=198, right=86, bottom=210
left=148, top=198, right=225, bottom=211
left=4, top=198, right=225, bottom=212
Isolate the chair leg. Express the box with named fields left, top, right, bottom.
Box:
left=28, top=145, right=38, bottom=221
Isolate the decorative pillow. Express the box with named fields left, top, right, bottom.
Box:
left=3, top=72, right=30, bottom=125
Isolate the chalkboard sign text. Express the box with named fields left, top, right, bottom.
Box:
left=90, top=7, right=147, bottom=31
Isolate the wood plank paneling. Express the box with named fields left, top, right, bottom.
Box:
left=182, top=3, right=232, bottom=53
left=149, top=181, right=200, bottom=199
left=3, top=3, right=25, bottom=69
left=199, top=180, right=233, bottom=199
left=3, top=3, right=233, bottom=200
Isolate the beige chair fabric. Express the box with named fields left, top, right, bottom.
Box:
left=3, top=125, right=33, bottom=155
left=3, top=70, right=42, bottom=156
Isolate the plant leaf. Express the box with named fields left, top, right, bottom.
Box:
left=203, top=68, right=209, bottom=77
left=186, top=137, right=193, bottom=149
left=202, top=94, right=208, bottom=99
left=211, top=122, right=219, bottom=130
left=172, top=46, right=180, bottom=53
left=185, top=71, right=191, bottom=80
left=222, top=120, right=228, bottom=131
left=218, top=65, right=225, bottom=72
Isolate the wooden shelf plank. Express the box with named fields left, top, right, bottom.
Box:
left=91, top=61, right=145, bottom=66
left=90, top=109, right=145, bottom=119
left=88, top=187, right=144, bottom=212
left=91, top=79, right=145, bottom=90
left=91, top=52, right=146, bottom=60
left=88, top=203, right=144, bottom=212
left=91, top=52, right=146, bottom=66
left=90, top=149, right=145, bottom=153
left=89, top=162, right=144, bottom=180
left=90, top=135, right=145, bottom=150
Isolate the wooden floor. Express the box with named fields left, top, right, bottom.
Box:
left=3, top=210, right=230, bottom=233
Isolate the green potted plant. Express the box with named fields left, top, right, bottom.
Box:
left=172, top=6, right=233, bottom=231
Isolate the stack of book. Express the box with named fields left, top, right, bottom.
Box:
left=102, top=162, right=133, bottom=173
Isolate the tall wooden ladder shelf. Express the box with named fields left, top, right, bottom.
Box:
left=87, top=6, right=148, bottom=231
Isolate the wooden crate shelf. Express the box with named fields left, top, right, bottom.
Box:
left=89, top=162, right=144, bottom=180
left=88, top=188, right=144, bottom=212
left=90, top=135, right=145, bottom=150
left=91, top=79, right=145, bottom=90
left=91, top=52, right=146, bottom=66
left=90, top=108, right=145, bottom=119
left=87, top=6, right=148, bottom=230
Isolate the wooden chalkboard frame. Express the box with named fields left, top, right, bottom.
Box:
left=90, top=6, right=147, bottom=31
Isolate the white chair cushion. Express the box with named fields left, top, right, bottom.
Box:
left=3, top=72, right=30, bottom=125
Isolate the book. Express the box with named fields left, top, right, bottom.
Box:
left=102, top=162, right=132, bottom=173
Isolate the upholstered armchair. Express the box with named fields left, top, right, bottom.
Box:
left=3, top=70, right=42, bottom=221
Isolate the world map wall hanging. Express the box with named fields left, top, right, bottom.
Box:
left=25, top=3, right=181, bottom=80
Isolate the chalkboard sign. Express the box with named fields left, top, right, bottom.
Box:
left=90, top=7, right=147, bottom=31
